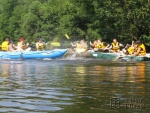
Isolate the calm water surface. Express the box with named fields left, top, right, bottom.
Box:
left=0, top=59, right=150, bottom=113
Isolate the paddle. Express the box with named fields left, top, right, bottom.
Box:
left=51, top=42, right=60, bottom=47
left=65, top=34, right=70, bottom=39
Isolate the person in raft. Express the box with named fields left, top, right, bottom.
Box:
left=71, top=40, right=87, bottom=53
left=90, top=40, right=99, bottom=52
left=122, top=39, right=135, bottom=55
left=17, top=38, right=31, bottom=52
left=89, top=39, right=109, bottom=52
left=8, top=41, right=17, bottom=52
left=36, top=38, right=45, bottom=51
left=133, top=41, right=146, bottom=56
left=1, top=38, right=9, bottom=51
left=97, top=39, right=110, bottom=52
left=109, top=38, right=124, bottom=53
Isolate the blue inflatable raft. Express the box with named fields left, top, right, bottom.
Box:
left=0, top=49, right=67, bottom=59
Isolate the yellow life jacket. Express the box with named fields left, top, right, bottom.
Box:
left=17, top=42, right=20, bottom=46
left=76, top=43, right=82, bottom=48
left=127, top=47, right=134, bottom=55
left=37, top=43, right=44, bottom=51
left=1, top=41, right=9, bottom=51
left=99, top=42, right=106, bottom=49
left=112, top=42, right=120, bottom=51
left=17, top=42, right=26, bottom=50
left=22, top=44, right=26, bottom=50
left=138, top=44, right=146, bottom=56
left=94, top=43, right=99, bottom=49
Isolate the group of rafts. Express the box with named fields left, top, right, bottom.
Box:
left=0, top=38, right=67, bottom=59
left=71, top=38, right=150, bottom=62
left=0, top=37, right=150, bottom=61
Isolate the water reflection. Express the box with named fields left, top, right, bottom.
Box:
left=0, top=60, right=149, bottom=113
left=0, top=64, right=9, bottom=77
left=68, top=62, right=146, bottom=83
left=62, top=61, right=149, bottom=113
left=0, top=60, right=74, bottom=112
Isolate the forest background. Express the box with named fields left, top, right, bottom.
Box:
left=0, top=0, right=149, bottom=47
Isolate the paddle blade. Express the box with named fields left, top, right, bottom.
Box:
left=65, top=34, right=70, bottom=39
left=51, top=42, right=60, bottom=46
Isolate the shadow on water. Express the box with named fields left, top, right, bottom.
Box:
left=0, top=58, right=149, bottom=113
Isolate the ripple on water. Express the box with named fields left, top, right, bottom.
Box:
left=0, top=59, right=150, bottom=113
left=0, top=87, right=74, bottom=112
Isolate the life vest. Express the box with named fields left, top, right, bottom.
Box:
left=76, top=43, right=82, bottom=48
left=37, top=42, right=44, bottom=51
left=1, top=41, right=9, bottom=51
left=127, top=47, right=134, bottom=55
left=112, top=42, right=120, bottom=51
left=99, top=42, right=106, bottom=49
left=94, top=43, right=99, bottom=49
left=17, top=42, right=26, bottom=50
left=138, top=44, right=146, bottom=56
left=22, top=43, right=26, bottom=50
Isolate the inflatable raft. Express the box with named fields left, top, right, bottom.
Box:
left=90, top=52, right=121, bottom=60
left=0, top=49, right=67, bottom=59
left=120, top=55, right=149, bottom=61
left=90, top=52, right=150, bottom=61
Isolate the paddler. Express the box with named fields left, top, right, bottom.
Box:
left=128, top=39, right=136, bottom=55
left=122, top=40, right=135, bottom=55
left=8, top=41, right=17, bottom=52
left=127, top=45, right=135, bottom=55
left=71, top=40, right=87, bottom=53
left=36, top=37, right=45, bottom=51
left=17, top=38, right=31, bottom=52
left=1, top=38, right=9, bottom=51
left=76, top=40, right=87, bottom=53
left=109, top=38, right=123, bottom=53
left=80, top=40, right=87, bottom=50
left=90, top=40, right=99, bottom=52
left=97, top=38, right=109, bottom=52
left=133, top=41, right=146, bottom=56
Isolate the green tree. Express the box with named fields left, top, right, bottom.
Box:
left=0, top=0, right=149, bottom=44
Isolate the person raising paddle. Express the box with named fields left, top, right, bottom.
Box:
left=71, top=40, right=87, bottom=53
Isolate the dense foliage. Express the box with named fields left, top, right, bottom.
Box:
left=0, top=0, right=149, bottom=44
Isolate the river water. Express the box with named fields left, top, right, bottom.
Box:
left=0, top=58, right=149, bottom=113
